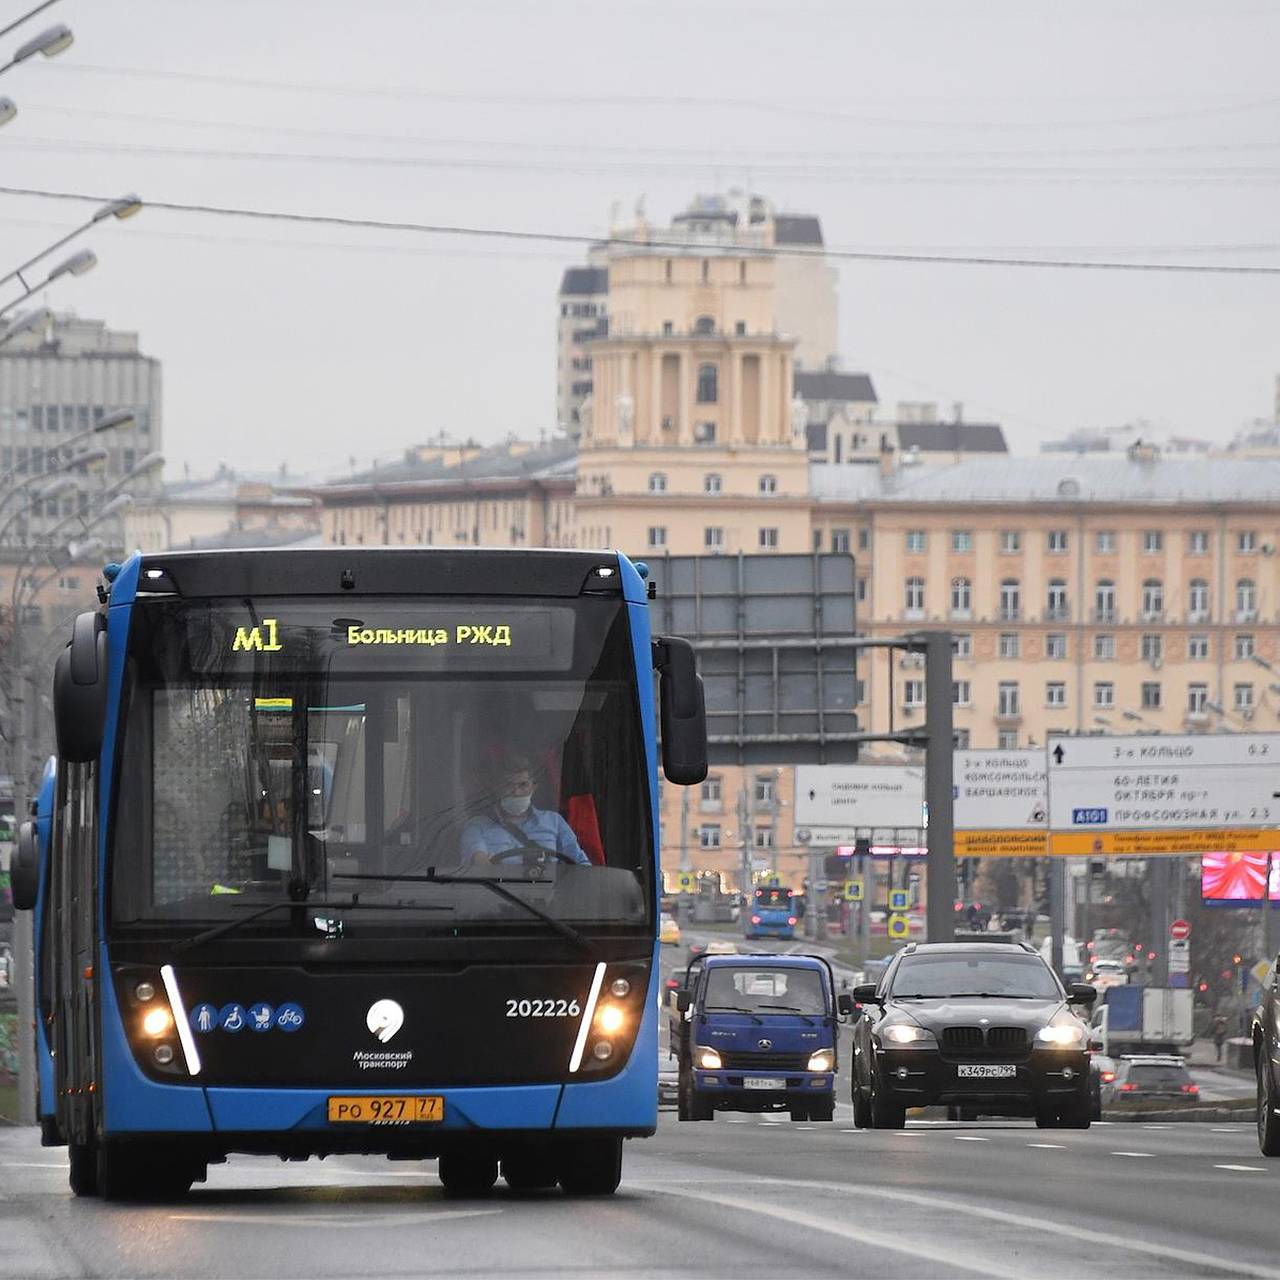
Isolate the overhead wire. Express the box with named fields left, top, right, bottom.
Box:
left=2, top=183, right=1280, bottom=275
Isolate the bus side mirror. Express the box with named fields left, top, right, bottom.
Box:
left=10, top=820, right=38, bottom=912
left=54, top=610, right=108, bottom=764
left=837, top=993, right=857, bottom=1018
left=654, top=637, right=708, bottom=786
left=676, top=990, right=692, bottom=1013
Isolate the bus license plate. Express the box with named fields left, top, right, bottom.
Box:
left=327, top=1095, right=444, bottom=1124
left=956, top=1064, right=1016, bottom=1079
left=743, top=1077, right=785, bottom=1091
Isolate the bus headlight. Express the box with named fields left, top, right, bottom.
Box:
left=142, top=1007, right=174, bottom=1037
left=807, top=1049, right=834, bottom=1072
left=697, top=1047, right=723, bottom=1070
left=596, top=1004, right=626, bottom=1035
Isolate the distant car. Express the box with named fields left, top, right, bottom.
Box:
left=850, top=941, right=1096, bottom=1130
left=660, top=914, right=681, bottom=946
left=1102, top=1055, right=1198, bottom=1107
left=1085, top=959, right=1128, bottom=991
left=1089, top=1053, right=1117, bottom=1119
left=658, top=1050, right=680, bottom=1109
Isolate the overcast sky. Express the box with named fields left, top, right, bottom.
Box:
left=1, top=0, right=1277, bottom=478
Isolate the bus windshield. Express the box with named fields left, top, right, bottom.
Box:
left=110, top=594, right=653, bottom=937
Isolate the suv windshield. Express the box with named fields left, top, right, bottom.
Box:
left=110, top=594, right=652, bottom=937
left=890, top=952, right=1061, bottom=1000
left=704, top=967, right=827, bottom=1014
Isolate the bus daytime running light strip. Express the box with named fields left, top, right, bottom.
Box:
left=160, top=963, right=202, bottom=1077
left=568, top=962, right=606, bottom=1073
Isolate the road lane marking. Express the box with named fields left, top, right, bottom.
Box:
left=1111, top=1151, right=1155, bottom=1158
left=839, top=1129, right=863, bottom=1134
left=1215, top=1164, right=1268, bottom=1173
left=1026, top=1143, right=1065, bottom=1149
left=1213, top=1126, right=1251, bottom=1133
left=168, top=1209, right=500, bottom=1227
left=651, top=1185, right=1026, bottom=1279
left=647, top=1176, right=1280, bottom=1280
left=953, top=1135, right=989, bottom=1142
left=0, top=1161, right=69, bottom=1169
left=1143, top=1124, right=1172, bottom=1130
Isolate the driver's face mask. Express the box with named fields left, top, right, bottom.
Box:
left=500, top=793, right=532, bottom=818
left=498, top=771, right=534, bottom=818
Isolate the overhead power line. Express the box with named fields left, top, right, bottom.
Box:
left=2, top=184, right=1280, bottom=276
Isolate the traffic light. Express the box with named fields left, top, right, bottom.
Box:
left=824, top=854, right=848, bottom=878
left=854, top=836, right=871, bottom=858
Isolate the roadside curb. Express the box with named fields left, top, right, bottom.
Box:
left=1108, top=1100, right=1255, bottom=1123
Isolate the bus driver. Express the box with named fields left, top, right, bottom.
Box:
left=459, top=753, right=591, bottom=869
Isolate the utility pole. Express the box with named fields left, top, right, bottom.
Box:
left=1149, top=857, right=1171, bottom=986
left=11, top=607, right=34, bottom=1124
left=922, top=630, right=955, bottom=944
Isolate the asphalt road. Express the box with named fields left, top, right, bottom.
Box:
left=1, top=1115, right=1276, bottom=1279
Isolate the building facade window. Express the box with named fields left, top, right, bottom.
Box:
left=951, top=530, right=972, bottom=552
left=1188, top=683, right=1208, bottom=714
left=999, top=632, right=1020, bottom=659
left=952, top=633, right=972, bottom=659
left=704, top=526, right=724, bottom=551
left=999, top=578, right=1021, bottom=621
left=906, top=529, right=927, bottom=553
left=1238, top=530, right=1258, bottom=554
left=905, top=576, right=925, bottom=616
left=1046, top=632, right=1067, bottom=660
left=1046, top=579, right=1069, bottom=620
left=1093, top=682, right=1115, bottom=710
left=904, top=679, right=925, bottom=708
left=758, top=527, right=779, bottom=550
left=954, top=729, right=972, bottom=749
left=1189, top=634, right=1210, bottom=660
left=1141, top=579, right=1164, bottom=620
left=754, top=827, right=774, bottom=849
left=1237, top=578, right=1257, bottom=619
left=1046, top=682, right=1066, bottom=708
left=997, top=730, right=1019, bottom=750
left=953, top=680, right=971, bottom=706
left=997, top=682, right=1020, bottom=717
left=758, top=474, right=778, bottom=495
left=1047, top=529, right=1068, bottom=554
left=704, top=473, right=723, bottom=494
left=647, top=526, right=667, bottom=549
left=1141, top=633, right=1162, bottom=664
left=831, top=529, right=850, bottom=554
left=1188, top=530, right=1209, bottom=555
left=1141, top=682, right=1162, bottom=710
left=950, top=577, right=972, bottom=615
left=1000, top=530, right=1021, bottom=553
left=699, top=824, right=721, bottom=849
left=700, top=776, right=722, bottom=807
left=1096, top=530, right=1116, bottom=553
left=1235, top=634, right=1255, bottom=661
left=1093, top=633, right=1115, bottom=660
left=1188, top=578, right=1210, bottom=621
left=648, top=471, right=667, bottom=493
left=1235, top=682, right=1255, bottom=712
left=1143, top=530, right=1164, bottom=553
left=754, top=775, right=776, bottom=806
left=1095, top=580, right=1116, bottom=623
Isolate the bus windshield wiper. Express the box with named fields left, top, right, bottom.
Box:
left=756, top=1003, right=817, bottom=1025
left=172, top=897, right=450, bottom=955
left=335, top=870, right=599, bottom=959
left=704, top=1004, right=763, bottom=1025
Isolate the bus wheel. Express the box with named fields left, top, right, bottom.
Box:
left=438, top=1152, right=498, bottom=1197
left=97, top=1143, right=195, bottom=1202
left=502, top=1150, right=557, bottom=1191
left=68, top=1141, right=98, bottom=1198
left=557, top=1136, right=622, bottom=1196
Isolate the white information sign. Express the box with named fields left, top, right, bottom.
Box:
left=1168, top=938, right=1190, bottom=975
left=794, top=765, right=924, bottom=845
left=953, top=750, right=1047, bottom=856
left=1046, top=732, right=1280, bottom=856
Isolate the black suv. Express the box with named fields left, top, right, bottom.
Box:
left=850, top=941, right=1096, bottom=1129
left=1251, top=961, right=1280, bottom=1156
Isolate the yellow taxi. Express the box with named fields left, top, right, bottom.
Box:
left=659, top=913, right=681, bottom=946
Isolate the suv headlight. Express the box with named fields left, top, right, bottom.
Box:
left=696, top=1047, right=723, bottom=1069
left=807, top=1049, right=834, bottom=1072
left=1035, top=1022, right=1087, bottom=1048
left=879, top=1024, right=936, bottom=1047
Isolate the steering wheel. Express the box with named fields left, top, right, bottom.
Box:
left=494, top=843, right=581, bottom=871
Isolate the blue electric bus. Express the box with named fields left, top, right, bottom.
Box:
left=14, top=547, right=706, bottom=1200
left=746, top=884, right=797, bottom=941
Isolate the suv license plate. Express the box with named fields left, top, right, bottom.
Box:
left=956, top=1064, right=1016, bottom=1079
left=743, top=1077, right=785, bottom=1091
left=327, top=1095, right=444, bottom=1124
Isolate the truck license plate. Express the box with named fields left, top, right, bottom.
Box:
left=743, top=1076, right=785, bottom=1090
left=956, top=1064, right=1016, bottom=1079
left=327, top=1095, right=444, bottom=1124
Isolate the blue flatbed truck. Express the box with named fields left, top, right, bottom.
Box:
left=675, top=953, right=839, bottom=1122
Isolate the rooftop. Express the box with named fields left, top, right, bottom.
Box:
left=810, top=453, right=1280, bottom=507
left=897, top=421, right=1007, bottom=454
left=312, top=439, right=578, bottom=492
left=794, top=370, right=878, bottom=403
left=773, top=214, right=824, bottom=247
left=559, top=266, right=608, bottom=297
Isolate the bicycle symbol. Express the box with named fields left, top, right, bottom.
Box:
left=275, top=1003, right=305, bottom=1032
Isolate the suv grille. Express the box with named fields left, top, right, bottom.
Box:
left=718, top=1050, right=811, bottom=1071
left=941, top=1025, right=1030, bottom=1058
left=942, top=1027, right=984, bottom=1052
left=987, top=1027, right=1028, bottom=1052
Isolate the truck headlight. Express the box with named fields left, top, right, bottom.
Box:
left=697, top=1047, right=723, bottom=1069
left=880, top=1024, right=935, bottom=1046
left=807, top=1049, right=834, bottom=1072
left=1036, top=1023, right=1087, bottom=1048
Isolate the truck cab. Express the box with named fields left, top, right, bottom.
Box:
left=676, top=954, right=839, bottom=1122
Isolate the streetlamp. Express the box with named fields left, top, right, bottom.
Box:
left=0, top=97, right=14, bottom=128
left=0, top=23, right=73, bottom=79
left=0, top=307, right=49, bottom=349
left=0, top=249, right=96, bottom=323
left=0, top=2, right=63, bottom=44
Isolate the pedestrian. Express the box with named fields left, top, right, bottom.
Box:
left=1212, top=1013, right=1228, bottom=1063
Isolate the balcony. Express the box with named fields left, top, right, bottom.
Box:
left=1043, top=607, right=1071, bottom=622
left=950, top=608, right=972, bottom=621
left=1141, top=610, right=1164, bottom=623
left=1236, top=609, right=1258, bottom=624
left=1187, top=610, right=1209, bottom=624
left=903, top=608, right=925, bottom=621
left=1092, top=608, right=1117, bottom=624
left=997, top=608, right=1021, bottom=623
left=995, top=706, right=1022, bottom=724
